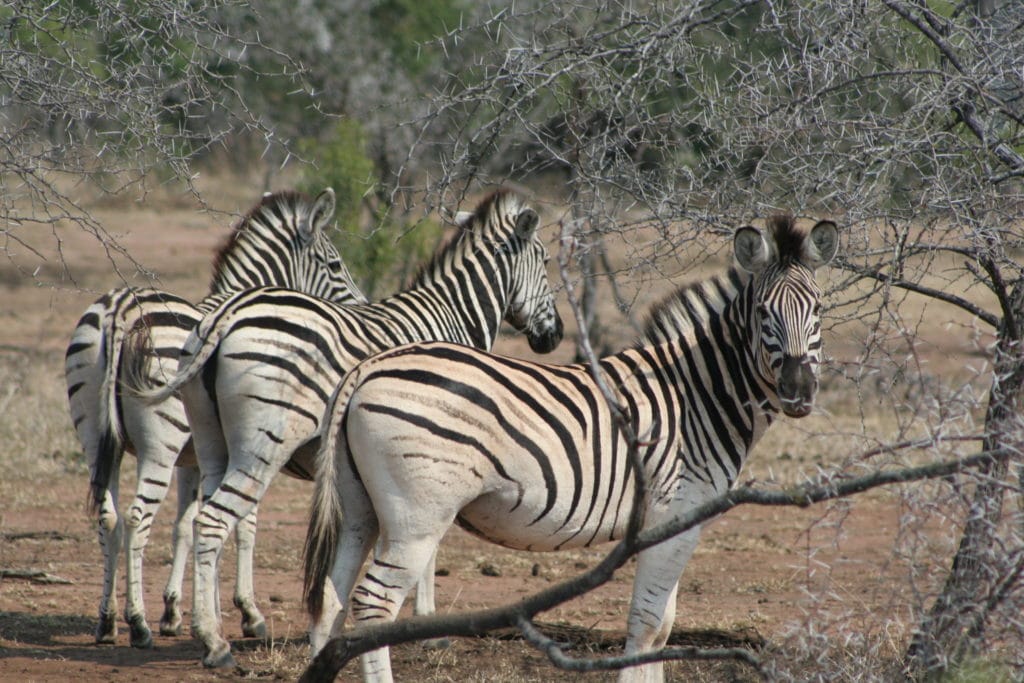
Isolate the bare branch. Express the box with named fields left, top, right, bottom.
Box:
left=516, top=616, right=765, bottom=676
left=835, top=260, right=1001, bottom=329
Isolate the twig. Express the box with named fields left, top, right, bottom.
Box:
left=0, top=569, right=74, bottom=585
left=835, top=260, right=1000, bottom=328
left=0, top=531, right=76, bottom=542
left=517, top=616, right=765, bottom=676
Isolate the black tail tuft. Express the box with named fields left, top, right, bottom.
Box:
left=88, top=427, right=120, bottom=515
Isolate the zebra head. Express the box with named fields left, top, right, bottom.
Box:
left=734, top=216, right=839, bottom=418
left=459, top=192, right=564, bottom=354
left=210, top=188, right=366, bottom=305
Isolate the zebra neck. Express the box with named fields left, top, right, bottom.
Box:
left=206, top=214, right=294, bottom=296
left=670, top=290, right=776, bottom=475
left=725, top=283, right=782, bottom=419
left=402, top=240, right=507, bottom=349
left=727, top=284, right=784, bottom=418
left=208, top=261, right=283, bottom=299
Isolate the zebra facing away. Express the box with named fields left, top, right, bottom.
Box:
left=125, top=189, right=565, bottom=668
left=303, top=215, right=839, bottom=683
left=64, top=189, right=365, bottom=649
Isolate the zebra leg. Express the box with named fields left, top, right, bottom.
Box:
left=190, top=457, right=238, bottom=668
left=67, top=300, right=120, bottom=644
left=413, top=550, right=449, bottom=650
left=161, top=464, right=198, bottom=637
left=310, top=499, right=379, bottom=655
left=233, top=505, right=267, bottom=639
left=413, top=548, right=436, bottom=615
left=123, top=447, right=179, bottom=648
left=191, top=484, right=233, bottom=668
left=620, top=526, right=701, bottom=683
left=192, top=463, right=286, bottom=666
left=352, top=533, right=448, bottom=683
left=180, top=379, right=241, bottom=667
left=122, top=388, right=193, bottom=648
left=95, top=474, right=123, bottom=645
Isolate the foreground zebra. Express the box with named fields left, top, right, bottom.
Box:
left=304, top=215, right=838, bottom=682
left=65, top=189, right=365, bottom=648
left=126, top=189, right=565, bottom=667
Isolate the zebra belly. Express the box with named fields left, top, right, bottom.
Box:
left=454, top=491, right=630, bottom=552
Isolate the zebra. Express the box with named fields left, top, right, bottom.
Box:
left=302, top=215, right=838, bottom=683
left=125, top=189, right=565, bottom=668
left=64, top=189, right=365, bottom=649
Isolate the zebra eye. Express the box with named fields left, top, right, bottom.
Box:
left=328, top=259, right=344, bottom=273
left=757, top=304, right=770, bottom=320
left=813, top=303, right=822, bottom=316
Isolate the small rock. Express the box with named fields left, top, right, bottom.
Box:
left=480, top=563, right=501, bottom=577
left=434, top=567, right=450, bottom=577
left=531, top=563, right=541, bottom=577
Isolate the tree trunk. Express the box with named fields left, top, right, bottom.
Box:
left=574, top=241, right=602, bottom=362
left=905, top=279, right=1024, bottom=678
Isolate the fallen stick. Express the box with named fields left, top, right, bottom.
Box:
left=0, top=569, right=74, bottom=585
left=1, top=531, right=75, bottom=542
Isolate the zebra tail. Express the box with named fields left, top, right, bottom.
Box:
left=303, top=370, right=362, bottom=621
left=119, top=314, right=218, bottom=405
left=89, top=311, right=125, bottom=514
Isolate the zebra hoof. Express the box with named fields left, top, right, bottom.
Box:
left=95, top=612, right=117, bottom=645
left=160, top=599, right=183, bottom=636
left=241, top=616, right=267, bottom=640
left=159, top=618, right=183, bottom=637
left=422, top=637, right=451, bottom=650
left=201, top=642, right=237, bottom=669
left=128, top=615, right=153, bottom=649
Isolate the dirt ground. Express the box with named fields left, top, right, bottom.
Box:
left=0, top=176, right=998, bottom=681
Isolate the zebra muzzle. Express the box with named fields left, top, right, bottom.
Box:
left=527, top=313, right=564, bottom=354
left=778, top=354, right=816, bottom=417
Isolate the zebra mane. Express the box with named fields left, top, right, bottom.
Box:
left=639, top=214, right=808, bottom=346
left=465, top=188, right=516, bottom=226
left=209, top=190, right=308, bottom=287
left=766, top=213, right=804, bottom=264
left=411, top=189, right=521, bottom=286
left=639, top=268, right=747, bottom=346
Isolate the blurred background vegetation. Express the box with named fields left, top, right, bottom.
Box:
left=6, top=1, right=1020, bottom=296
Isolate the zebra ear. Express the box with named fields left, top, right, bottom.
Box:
left=454, top=211, right=474, bottom=228
left=513, top=208, right=539, bottom=239
left=803, top=220, right=839, bottom=269
left=733, top=226, right=772, bottom=273
left=305, top=188, right=337, bottom=242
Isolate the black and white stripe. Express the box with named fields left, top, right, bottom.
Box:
left=303, top=215, right=839, bottom=683
left=126, top=189, right=564, bottom=668
left=64, top=189, right=364, bottom=648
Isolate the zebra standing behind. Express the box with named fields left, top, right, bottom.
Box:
left=125, top=189, right=565, bottom=668
left=65, top=189, right=365, bottom=649
left=303, top=215, right=838, bottom=683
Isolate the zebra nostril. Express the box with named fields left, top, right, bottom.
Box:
left=779, top=354, right=815, bottom=400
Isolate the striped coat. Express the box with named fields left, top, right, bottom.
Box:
left=65, top=189, right=364, bottom=647
left=126, top=189, right=564, bottom=668
left=303, top=215, right=839, bottom=683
